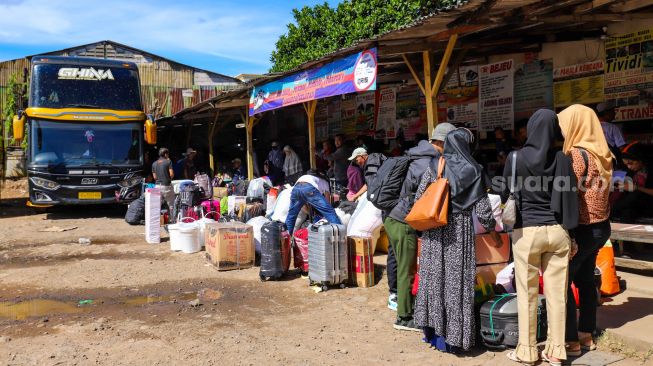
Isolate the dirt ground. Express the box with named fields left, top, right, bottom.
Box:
left=0, top=179, right=646, bottom=365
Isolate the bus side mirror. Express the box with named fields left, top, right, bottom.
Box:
left=13, top=112, right=25, bottom=142
left=144, top=116, right=157, bottom=145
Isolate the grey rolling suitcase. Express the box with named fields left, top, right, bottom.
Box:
left=308, top=221, right=348, bottom=291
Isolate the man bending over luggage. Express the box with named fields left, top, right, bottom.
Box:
left=285, top=171, right=341, bottom=235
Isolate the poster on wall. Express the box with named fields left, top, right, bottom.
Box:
left=514, top=59, right=553, bottom=121
left=376, top=87, right=397, bottom=139
left=249, top=48, right=377, bottom=115
left=395, top=87, right=421, bottom=140
left=315, top=103, right=328, bottom=141
left=341, top=94, right=358, bottom=137
left=479, top=59, right=514, bottom=131
left=439, top=65, right=479, bottom=128
left=356, top=91, right=376, bottom=136
left=605, top=28, right=653, bottom=121
left=553, top=60, right=604, bottom=108
left=327, top=99, right=342, bottom=136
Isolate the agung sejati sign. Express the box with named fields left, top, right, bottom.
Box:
left=249, top=48, right=377, bottom=115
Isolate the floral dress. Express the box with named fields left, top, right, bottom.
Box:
left=413, top=167, right=495, bottom=351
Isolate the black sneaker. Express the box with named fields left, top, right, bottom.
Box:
left=393, top=317, right=421, bottom=332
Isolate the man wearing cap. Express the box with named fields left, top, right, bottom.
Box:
left=267, top=141, right=285, bottom=184
left=348, top=147, right=370, bottom=201
left=346, top=148, right=366, bottom=201
left=384, top=122, right=456, bottom=331
left=597, top=102, right=626, bottom=168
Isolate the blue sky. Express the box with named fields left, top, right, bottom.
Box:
left=0, top=0, right=338, bottom=77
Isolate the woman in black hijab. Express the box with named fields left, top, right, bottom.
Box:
left=413, top=128, right=499, bottom=353
left=504, top=109, right=578, bottom=366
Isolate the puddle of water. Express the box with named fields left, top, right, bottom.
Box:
left=0, top=299, right=85, bottom=320
left=0, top=291, right=204, bottom=321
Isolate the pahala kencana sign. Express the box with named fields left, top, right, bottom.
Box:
left=249, top=48, right=377, bottom=115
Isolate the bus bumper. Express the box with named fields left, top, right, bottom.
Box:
left=29, top=185, right=141, bottom=205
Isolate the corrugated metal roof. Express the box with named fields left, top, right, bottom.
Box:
left=28, top=40, right=242, bottom=83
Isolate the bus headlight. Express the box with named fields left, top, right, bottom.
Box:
left=117, top=176, right=143, bottom=188
left=30, top=177, right=61, bottom=190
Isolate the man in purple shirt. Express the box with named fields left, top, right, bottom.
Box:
left=346, top=148, right=366, bottom=201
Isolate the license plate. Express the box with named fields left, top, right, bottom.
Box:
left=78, top=192, right=102, bottom=200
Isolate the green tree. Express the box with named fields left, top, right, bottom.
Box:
left=270, top=0, right=459, bottom=72
left=2, top=73, right=27, bottom=148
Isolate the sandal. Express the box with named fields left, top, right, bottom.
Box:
left=566, top=342, right=582, bottom=357
left=506, top=350, right=535, bottom=365
left=541, top=350, right=562, bottom=366
left=579, top=336, right=597, bottom=351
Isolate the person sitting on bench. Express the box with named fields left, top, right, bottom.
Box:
left=612, top=142, right=653, bottom=222
left=285, top=171, right=342, bottom=235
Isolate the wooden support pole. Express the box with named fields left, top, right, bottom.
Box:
left=432, top=34, right=458, bottom=96
left=402, top=54, right=426, bottom=95
left=208, top=110, right=220, bottom=174
left=303, top=100, right=318, bottom=170
left=423, top=34, right=458, bottom=135
left=243, top=109, right=258, bottom=180
left=422, top=51, right=436, bottom=136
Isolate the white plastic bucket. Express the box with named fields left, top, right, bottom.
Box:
left=169, top=220, right=200, bottom=253
left=197, top=215, right=216, bottom=248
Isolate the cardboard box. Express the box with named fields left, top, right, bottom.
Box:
left=476, top=262, right=509, bottom=285
left=347, top=237, right=375, bottom=287
left=475, top=233, right=510, bottom=265
left=213, top=187, right=229, bottom=199
left=205, top=222, right=254, bottom=271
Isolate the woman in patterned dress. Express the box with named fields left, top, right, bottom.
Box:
left=413, top=128, right=500, bottom=352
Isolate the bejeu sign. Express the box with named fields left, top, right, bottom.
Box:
left=249, top=48, right=377, bottom=115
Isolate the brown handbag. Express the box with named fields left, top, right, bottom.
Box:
left=405, top=156, right=449, bottom=231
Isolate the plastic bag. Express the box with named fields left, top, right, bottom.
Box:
left=347, top=193, right=383, bottom=237
left=596, top=241, right=620, bottom=296
left=473, top=194, right=504, bottom=234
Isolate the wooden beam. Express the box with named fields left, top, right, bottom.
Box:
left=610, top=0, right=653, bottom=12
left=208, top=110, right=220, bottom=174
left=303, top=100, right=318, bottom=170
left=423, top=51, right=436, bottom=136
left=573, top=0, right=620, bottom=14
left=402, top=54, right=426, bottom=95
left=438, top=47, right=470, bottom=95
left=245, top=111, right=258, bottom=180
left=431, top=34, right=458, bottom=95
left=533, top=12, right=653, bottom=23
left=213, top=98, right=250, bottom=109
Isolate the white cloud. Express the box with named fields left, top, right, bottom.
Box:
left=0, top=0, right=291, bottom=68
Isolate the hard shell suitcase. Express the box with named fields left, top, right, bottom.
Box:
left=200, top=199, right=220, bottom=220
left=259, top=221, right=291, bottom=280
left=308, top=221, right=348, bottom=291
left=479, top=294, right=547, bottom=350
left=293, top=228, right=310, bottom=273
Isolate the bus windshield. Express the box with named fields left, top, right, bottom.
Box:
left=30, top=63, right=142, bottom=110
left=30, top=120, right=142, bottom=166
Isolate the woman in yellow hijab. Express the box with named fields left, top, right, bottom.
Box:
left=557, top=104, right=613, bottom=356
